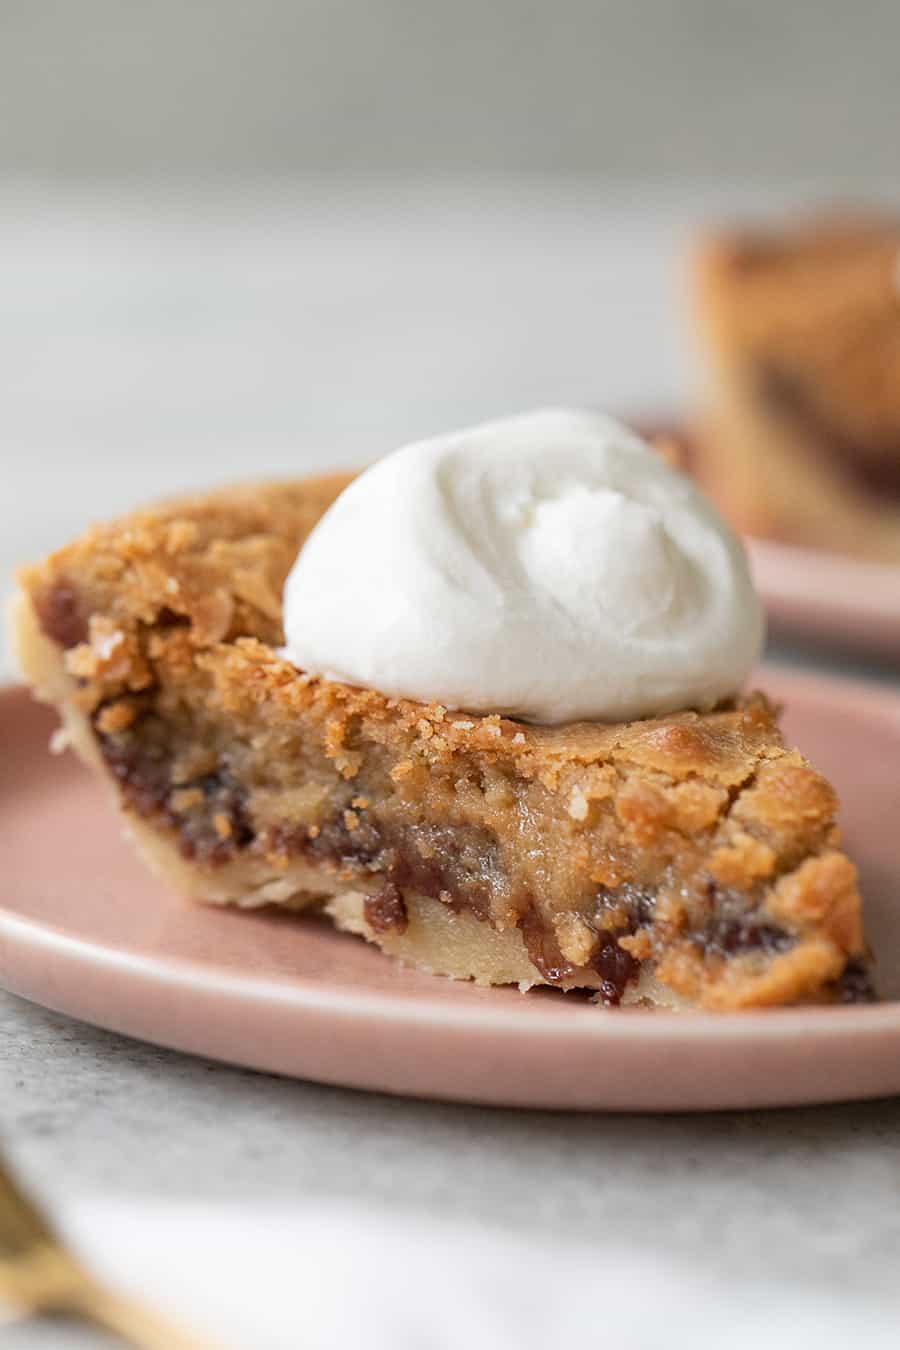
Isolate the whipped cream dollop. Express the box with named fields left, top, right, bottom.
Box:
left=283, top=410, right=764, bottom=724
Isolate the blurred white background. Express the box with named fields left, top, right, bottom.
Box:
left=2, top=1, right=899, bottom=666
left=3, top=0, right=898, bottom=181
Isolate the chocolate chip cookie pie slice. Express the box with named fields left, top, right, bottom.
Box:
left=12, top=463, right=871, bottom=1009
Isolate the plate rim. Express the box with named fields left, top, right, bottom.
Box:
left=747, top=535, right=900, bottom=638
left=3, top=904, right=900, bottom=1043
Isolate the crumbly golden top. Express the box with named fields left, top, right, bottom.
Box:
left=18, top=469, right=785, bottom=773
left=19, top=475, right=353, bottom=650
left=694, top=210, right=900, bottom=437
left=12, top=470, right=820, bottom=785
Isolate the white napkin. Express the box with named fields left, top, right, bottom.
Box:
left=12, top=1197, right=890, bottom=1350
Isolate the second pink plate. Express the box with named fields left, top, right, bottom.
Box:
left=746, top=536, right=900, bottom=660
left=1, top=668, right=899, bottom=1112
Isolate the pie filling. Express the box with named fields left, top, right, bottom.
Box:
left=74, top=665, right=873, bottom=1008
left=88, top=691, right=646, bottom=1004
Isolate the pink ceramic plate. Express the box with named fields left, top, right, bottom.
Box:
left=2, top=668, right=899, bottom=1112
left=745, top=538, right=900, bottom=660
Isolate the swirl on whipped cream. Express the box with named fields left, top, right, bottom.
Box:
left=282, top=409, right=764, bottom=724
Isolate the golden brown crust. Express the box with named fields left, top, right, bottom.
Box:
left=19, top=475, right=353, bottom=651
left=15, top=473, right=871, bottom=1009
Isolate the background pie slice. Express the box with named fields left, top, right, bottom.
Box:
left=691, top=211, right=900, bottom=563
left=12, top=477, right=873, bottom=1009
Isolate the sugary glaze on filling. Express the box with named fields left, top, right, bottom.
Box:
left=694, top=212, right=900, bottom=499
left=16, top=477, right=872, bottom=1008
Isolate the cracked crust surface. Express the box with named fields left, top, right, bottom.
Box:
left=13, top=474, right=871, bottom=1009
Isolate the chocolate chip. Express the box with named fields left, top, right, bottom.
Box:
left=701, top=918, right=793, bottom=960
left=595, top=884, right=655, bottom=931
left=93, top=708, right=255, bottom=864
left=303, top=813, right=384, bottom=869
left=364, top=882, right=409, bottom=935
left=34, top=582, right=88, bottom=649
left=299, top=814, right=498, bottom=922
left=518, top=908, right=575, bottom=985
left=592, top=937, right=639, bottom=1007
left=832, top=959, right=878, bottom=1004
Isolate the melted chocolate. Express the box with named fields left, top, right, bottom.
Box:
left=518, top=909, right=575, bottom=986
left=93, top=711, right=255, bottom=864
left=93, top=710, right=504, bottom=918
left=364, top=882, right=409, bottom=935
left=595, top=884, right=656, bottom=932
left=701, top=917, right=793, bottom=960
left=592, top=938, right=639, bottom=1007
left=389, top=825, right=498, bottom=922
left=520, top=887, right=644, bottom=1004
left=303, top=813, right=384, bottom=869
left=832, top=958, right=878, bottom=1004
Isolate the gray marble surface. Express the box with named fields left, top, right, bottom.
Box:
left=4, top=989, right=900, bottom=1283
left=2, top=185, right=899, bottom=1346
left=4, top=990, right=900, bottom=1349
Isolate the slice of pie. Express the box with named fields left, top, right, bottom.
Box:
left=691, top=210, right=900, bottom=562
left=12, top=476, right=872, bottom=1009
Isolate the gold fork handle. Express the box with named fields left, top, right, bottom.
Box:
left=70, top=1282, right=217, bottom=1350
